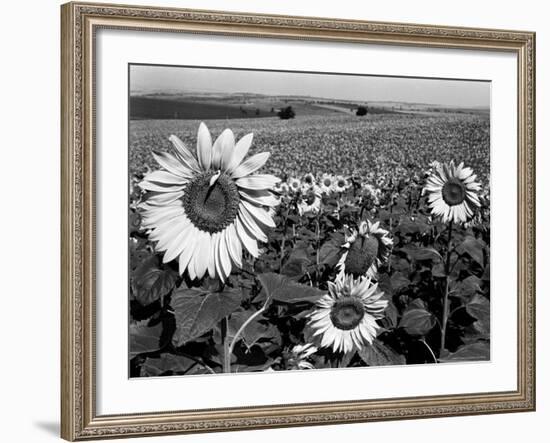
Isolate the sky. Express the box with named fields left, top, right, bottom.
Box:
left=130, top=64, right=490, bottom=108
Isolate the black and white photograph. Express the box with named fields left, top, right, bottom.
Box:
left=128, top=64, right=491, bottom=377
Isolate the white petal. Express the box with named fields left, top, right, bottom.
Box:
left=168, top=135, right=200, bottom=173
left=239, top=190, right=280, bottom=207
left=225, top=223, right=242, bottom=268
left=144, top=170, right=187, bottom=185
left=226, top=133, right=253, bottom=173
left=194, top=231, right=211, bottom=279
left=236, top=174, right=281, bottom=191
left=178, top=231, right=198, bottom=275
left=156, top=218, right=189, bottom=251
left=162, top=222, right=193, bottom=263
left=235, top=217, right=259, bottom=258
left=139, top=180, right=185, bottom=193
left=218, top=230, right=232, bottom=281
left=238, top=206, right=268, bottom=242
left=211, top=129, right=235, bottom=170
left=152, top=151, right=192, bottom=178
left=231, top=152, right=270, bottom=179
left=207, top=232, right=218, bottom=279
left=241, top=200, right=276, bottom=228
left=196, top=122, right=212, bottom=171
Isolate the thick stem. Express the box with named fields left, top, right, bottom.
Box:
left=440, top=221, right=453, bottom=356
left=221, top=316, right=230, bottom=373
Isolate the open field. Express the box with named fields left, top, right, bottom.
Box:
left=129, top=110, right=491, bottom=375
left=129, top=112, right=490, bottom=186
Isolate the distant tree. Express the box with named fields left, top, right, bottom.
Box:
left=278, top=106, right=296, bottom=120
left=270, top=107, right=275, bottom=113
left=356, top=106, right=368, bottom=116
left=255, top=108, right=260, bottom=116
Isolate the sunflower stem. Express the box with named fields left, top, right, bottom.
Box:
left=227, top=299, right=269, bottom=363
left=420, top=339, right=438, bottom=363
left=221, top=316, right=231, bottom=373
left=440, top=221, right=453, bottom=357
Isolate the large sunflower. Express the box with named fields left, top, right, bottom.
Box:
left=337, top=220, right=393, bottom=279
left=424, top=160, right=481, bottom=224
left=309, top=273, right=387, bottom=354
left=139, top=122, right=280, bottom=282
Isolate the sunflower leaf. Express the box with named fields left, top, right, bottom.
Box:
left=398, top=308, right=436, bottom=337
left=171, top=288, right=242, bottom=346
left=439, top=342, right=490, bottom=362
left=140, top=353, right=197, bottom=377
left=456, top=236, right=485, bottom=267
left=358, top=339, right=406, bottom=366
left=132, top=256, right=178, bottom=306
left=400, top=245, right=442, bottom=262
left=257, top=272, right=324, bottom=304
left=318, top=237, right=343, bottom=266
left=129, top=321, right=163, bottom=358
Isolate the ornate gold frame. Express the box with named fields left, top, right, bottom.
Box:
left=61, top=1, right=536, bottom=440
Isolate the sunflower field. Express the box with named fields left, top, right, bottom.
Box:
left=129, top=113, right=490, bottom=377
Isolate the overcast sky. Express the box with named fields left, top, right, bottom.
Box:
left=130, top=64, right=490, bottom=108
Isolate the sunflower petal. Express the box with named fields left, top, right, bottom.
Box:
left=231, top=152, right=270, bottom=179
left=196, top=122, right=212, bottom=171
left=168, top=135, right=200, bottom=173
left=226, top=133, right=253, bottom=173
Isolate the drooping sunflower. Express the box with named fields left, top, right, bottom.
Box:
left=424, top=160, right=481, bottom=224
left=139, top=122, right=280, bottom=282
left=297, top=185, right=322, bottom=216
left=308, top=273, right=387, bottom=354
left=337, top=220, right=393, bottom=279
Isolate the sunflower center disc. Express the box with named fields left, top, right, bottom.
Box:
left=330, top=297, right=365, bottom=330
left=344, top=236, right=379, bottom=277
left=182, top=172, right=240, bottom=233
left=442, top=179, right=466, bottom=206
left=323, top=178, right=332, bottom=187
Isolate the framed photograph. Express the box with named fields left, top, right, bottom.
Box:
left=61, top=2, right=536, bottom=440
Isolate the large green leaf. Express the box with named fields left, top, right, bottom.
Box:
left=318, top=239, right=342, bottom=267
left=390, top=272, right=410, bottom=292
left=400, top=245, right=442, bottom=262
left=456, top=237, right=485, bottom=267
left=129, top=321, right=163, bottom=358
left=257, top=272, right=325, bottom=304
left=358, top=339, right=406, bottom=366
left=227, top=311, right=280, bottom=350
left=132, top=256, right=178, bottom=306
left=399, top=307, right=436, bottom=337
left=281, top=245, right=312, bottom=278
left=440, top=342, right=490, bottom=362
left=171, top=288, right=242, bottom=346
left=140, top=353, right=196, bottom=377
left=466, top=293, right=490, bottom=336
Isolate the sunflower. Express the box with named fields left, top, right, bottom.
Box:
left=337, top=220, right=393, bottom=279
left=308, top=273, right=387, bottom=354
left=139, top=122, right=280, bottom=282
left=288, top=177, right=302, bottom=193
left=297, top=186, right=322, bottom=215
left=286, top=343, right=317, bottom=370
left=334, top=175, right=350, bottom=193
left=320, top=173, right=335, bottom=194
left=424, top=160, right=481, bottom=224
left=302, top=173, right=316, bottom=189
